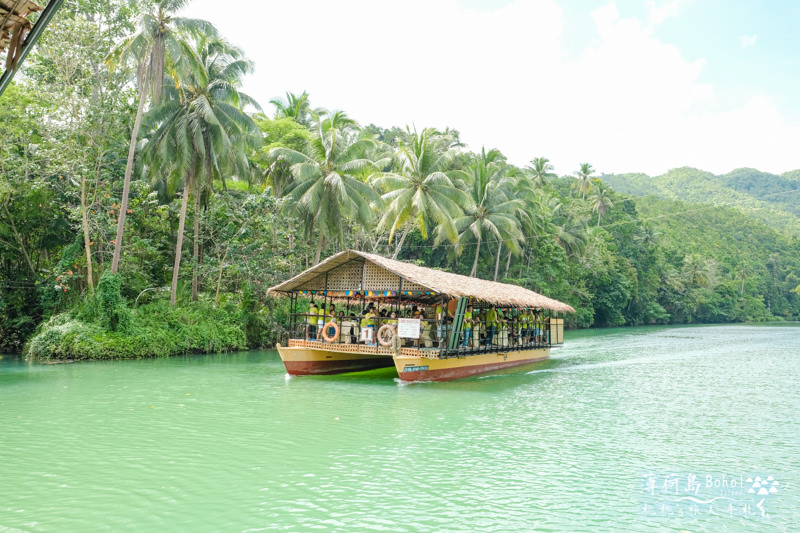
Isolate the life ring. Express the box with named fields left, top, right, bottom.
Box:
left=377, top=324, right=395, bottom=346
left=321, top=321, right=339, bottom=342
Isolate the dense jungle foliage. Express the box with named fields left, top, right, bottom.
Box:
left=1, top=0, right=799, bottom=358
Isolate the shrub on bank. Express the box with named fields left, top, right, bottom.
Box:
left=26, top=298, right=247, bottom=361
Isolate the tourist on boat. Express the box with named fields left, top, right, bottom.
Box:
left=519, top=308, right=529, bottom=344
left=359, top=309, right=369, bottom=343
left=486, top=307, right=498, bottom=346
left=359, top=306, right=377, bottom=346
left=509, top=309, right=520, bottom=346
left=307, top=301, right=319, bottom=340
left=437, top=314, right=450, bottom=348
left=461, top=306, right=473, bottom=347
left=420, top=310, right=433, bottom=347
left=436, top=309, right=446, bottom=345
left=323, top=305, right=337, bottom=342
left=317, top=303, right=327, bottom=340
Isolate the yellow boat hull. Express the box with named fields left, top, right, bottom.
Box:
left=276, top=341, right=394, bottom=375
left=393, top=348, right=550, bottom=382
left=278, top=340, right=550, bottom=381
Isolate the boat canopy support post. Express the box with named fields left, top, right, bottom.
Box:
left=448, top=297, right=468, bottom=353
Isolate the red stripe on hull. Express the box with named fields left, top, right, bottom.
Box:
left=398, top=355, right=548, bottom=382
left=284, top=358, right=394, bottom=376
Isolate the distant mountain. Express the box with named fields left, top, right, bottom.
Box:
left=602, top=167, right=800, bottom=236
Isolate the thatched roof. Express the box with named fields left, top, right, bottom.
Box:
left=268, top=250, right=575, bottom=313
left=1, top=0, right=42, bottom=63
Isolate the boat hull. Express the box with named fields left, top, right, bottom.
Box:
left=394, top=348, right=550, bottom=382
left=277, top=342, right=395, bottom=375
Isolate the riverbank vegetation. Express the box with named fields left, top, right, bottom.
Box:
left=2, top=0, right=799, bottom=358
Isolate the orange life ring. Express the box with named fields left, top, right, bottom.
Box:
left=321, top=321, right=339, bottom=342
left=377, top=324, right=395, bottom=346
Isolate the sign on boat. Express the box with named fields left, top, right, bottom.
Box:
left=268, top=250, right=575, bottom=382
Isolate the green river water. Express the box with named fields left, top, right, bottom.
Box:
left=1, top=323, right=798, bottom=532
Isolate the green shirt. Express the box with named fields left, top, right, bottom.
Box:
left=463, top=310, right=473, bottom=330
left=486, top=308, right=498, bottom=326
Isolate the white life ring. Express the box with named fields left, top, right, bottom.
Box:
left=377, top=324, right=395, bottom=346
left=321, top=321, right=339, bottom=342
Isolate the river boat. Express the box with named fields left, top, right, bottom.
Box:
left=268, top=250, right=574, bottom=382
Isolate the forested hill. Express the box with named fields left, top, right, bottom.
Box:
left=2, top=1, right=799, bottom=360
left=602, top=167, right=800, bottom=236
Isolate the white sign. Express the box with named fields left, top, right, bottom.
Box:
left=360, top=327, right=373, bottom=343
left=397, top=318, right=420, bottom=339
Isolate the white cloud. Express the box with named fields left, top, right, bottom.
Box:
left=182, top=0, right=798, bottom=177
left=646, top=0, right=688, bottom=29
left=739, top=34, right=758, bottom=48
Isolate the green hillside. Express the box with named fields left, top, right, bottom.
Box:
left=602, top=167, right=800, bottom=236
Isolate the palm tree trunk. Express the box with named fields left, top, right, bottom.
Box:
left=494, top=241, right=502, bottom=282
left=392, top=219, right=413, bottom=260
left=470, top=236, right=482, bottom=277
left=525, top=248, right=532, bottom=275
left=111, top=84, right=146, bottom=274
left=504, top=249, right=512, bottom=278
left=288, top=219, right=295, bottom=276
left=192, top=187, right=200, bottom=301
left=170, top=170, right=192, bottom=307
left=314, top=233, right=324, bottom=265
left=81, top=174, right=94, bottom=293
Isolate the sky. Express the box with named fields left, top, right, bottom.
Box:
left=181, top=0, right=800, bottom=177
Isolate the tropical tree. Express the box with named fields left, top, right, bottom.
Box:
left=270, top=90, right=313, bottom=126
left=441, top=148, right=523, bottom=278
left=270, top=111, right=382, bottom=264
left=107, top=0, right=217, bottom=275
left=526, top=156, right=557, bottom=189
left=573, top=162, right=596, bottom=200
left=683, top=254, right=716, bottom=288
left=549, top=197, right=590, bottom=258
left=371, top=128, right=469, bottom=259
left=589, top=182, right=615, bottom=226
left=142, top=36, right=261, bottom=305
left=252, top=114, right=311, bottom=196
left=504, top=171, right=552, bottom=277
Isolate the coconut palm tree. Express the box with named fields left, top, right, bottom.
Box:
left=589, top=183, right=615, bottom=226
left=549, top=197, right=590, bottom=258
left=371, top=128, right=469, bottom=259
left=270, top=111, right=382, bottom=264
left=106, top=0, right=217, bottom=275
left=442, top=147, right=523, bottom=278
left=504, top=171, right=552, bottom=277
left=142, top=37, right=261, bottom=305
left=270, top=90, right=313, bottom=126
left=573, top=162, right=596, bottom=200
left=526, top=156, right=557, bottom=189
left=683, top=254, right=716, bottom=288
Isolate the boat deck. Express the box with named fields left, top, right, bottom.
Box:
left=288, top=339, right=440, bottom=358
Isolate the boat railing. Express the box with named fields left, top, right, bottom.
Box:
left=286, top=339, right=441, bottom=359
left=287, top=313, right=563, bottom=359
